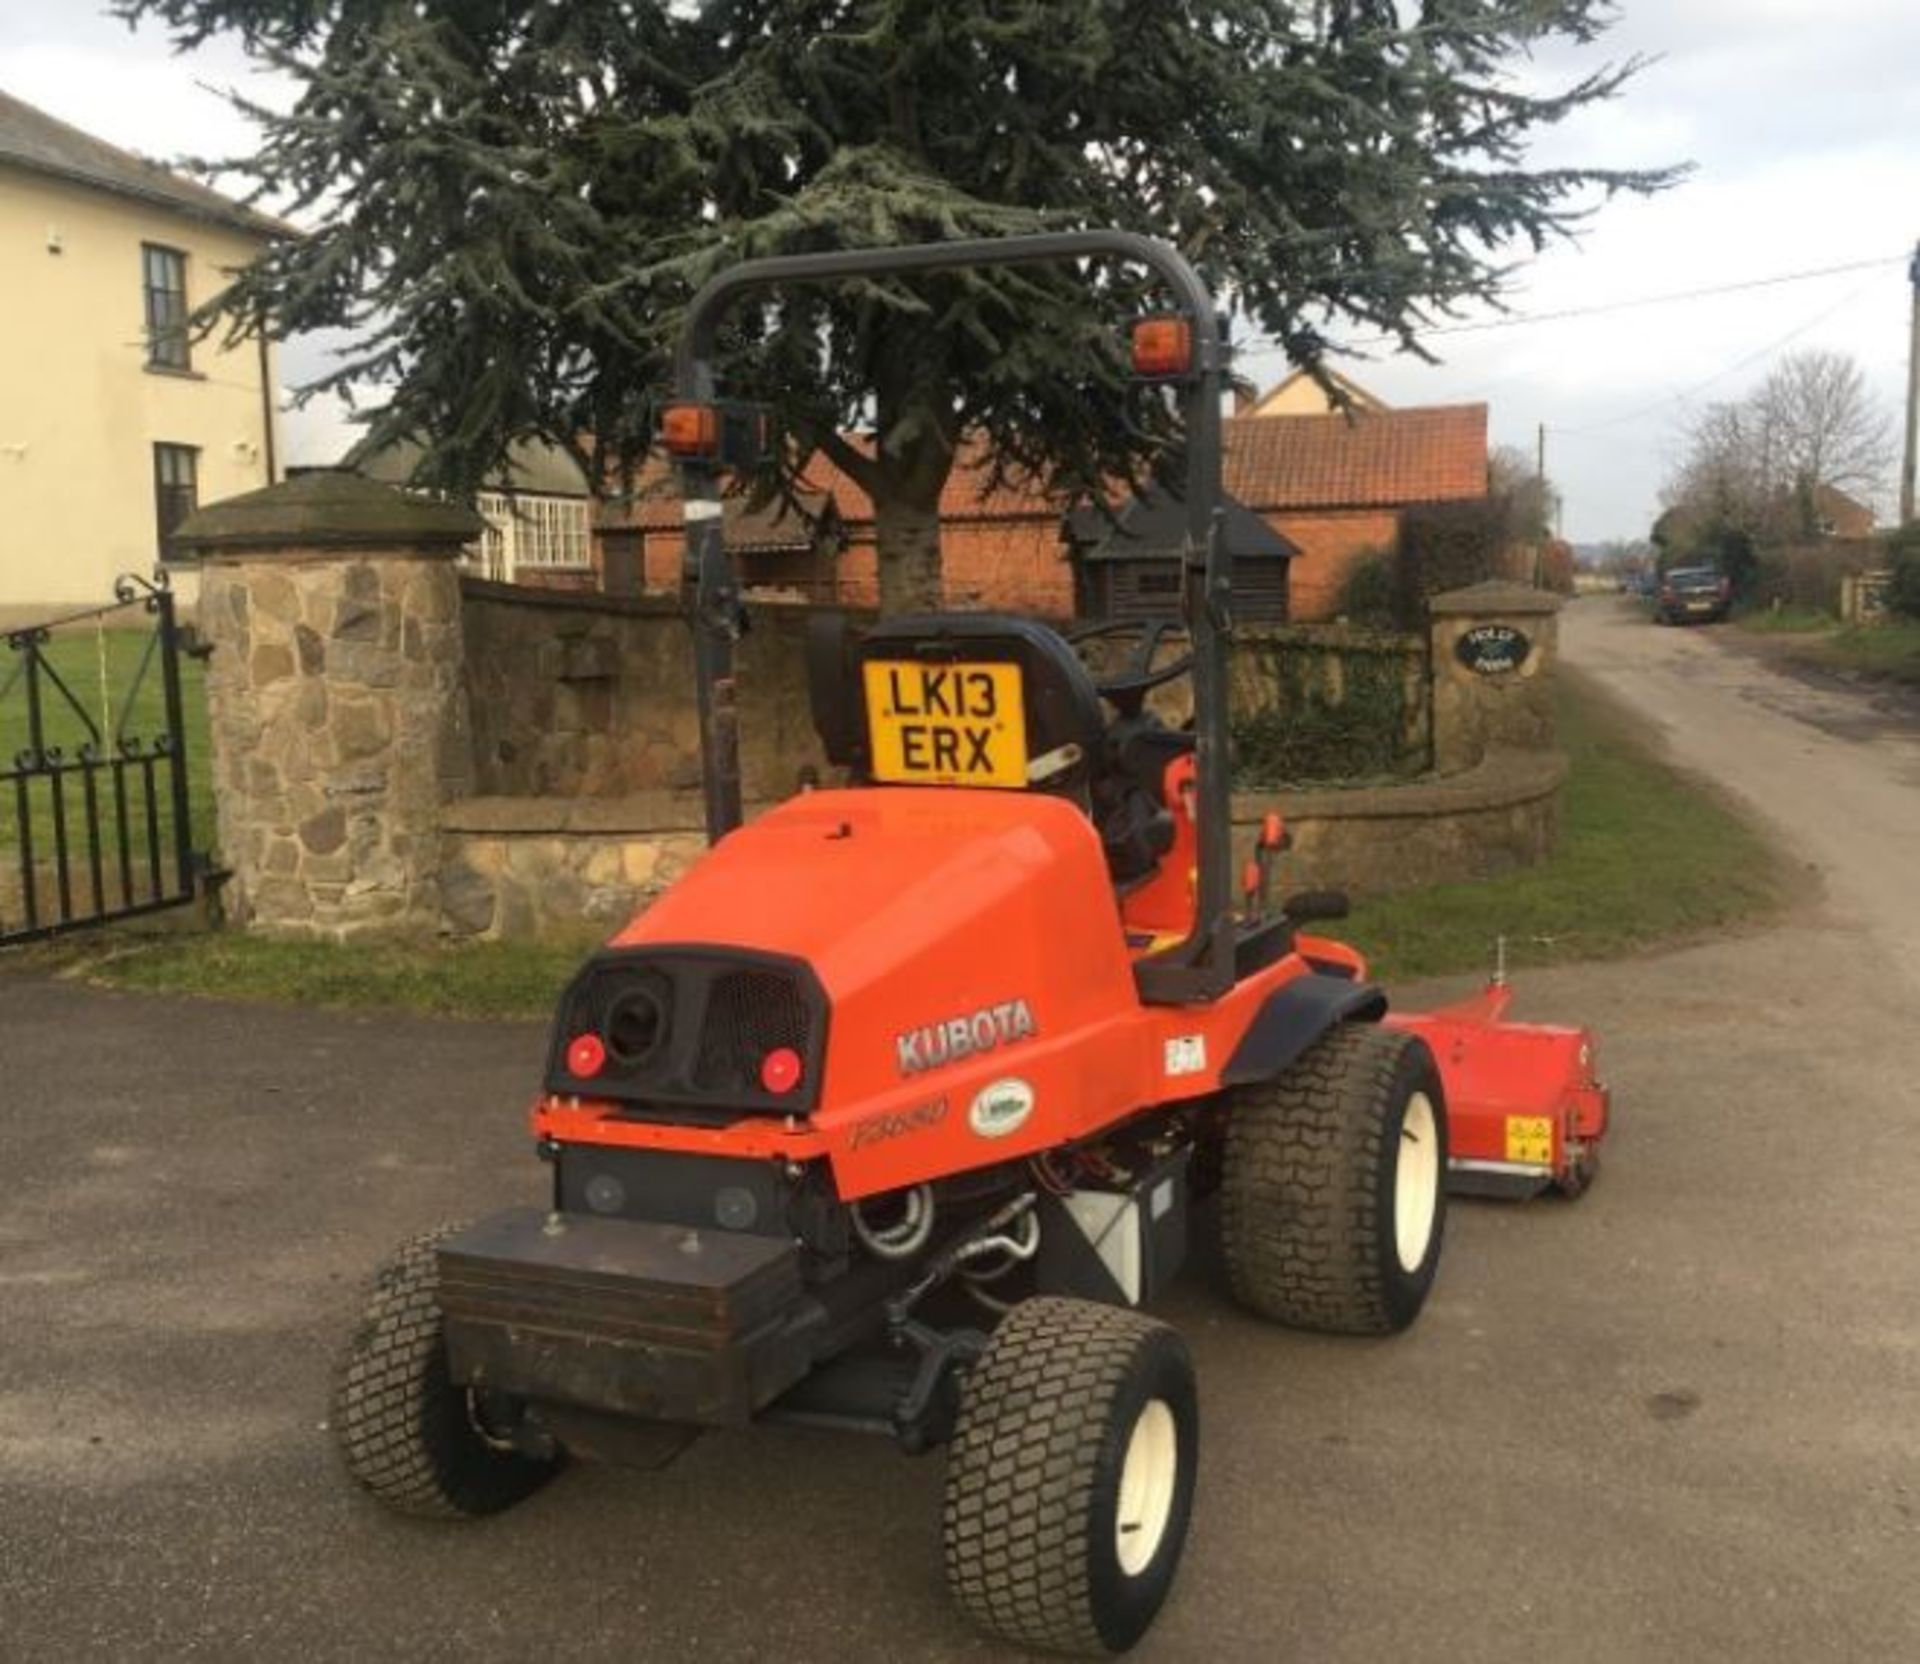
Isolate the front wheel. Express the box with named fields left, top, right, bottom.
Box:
left=332, top=1227, right=560, bottom=1519
left=944, top=1297, right=1198, bottom=1656
left=1219, top=1023, right=1447, bottom=1335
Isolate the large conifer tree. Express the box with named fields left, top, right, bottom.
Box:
left=125, top=0, right=1669, bottom=605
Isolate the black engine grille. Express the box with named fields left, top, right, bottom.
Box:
left=545, top=948, right=827, bottom=1117
left=695, top=971, right=813, bottom=1095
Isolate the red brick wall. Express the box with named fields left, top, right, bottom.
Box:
left=1264, top=510, right=1402, bottom=621
left=637, top=507, right=1397, bottom=620
left=640, top=515, right=1074, bottom=616
left=940, top=518, right=1074, bottom=616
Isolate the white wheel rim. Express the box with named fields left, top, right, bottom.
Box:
left=1115, top=1398, right=1179, bottom=1577
left=1395, top=1091, right=1440, bottom=1274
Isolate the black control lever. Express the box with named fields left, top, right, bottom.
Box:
left=1282, top=890, right=1350, bottom=923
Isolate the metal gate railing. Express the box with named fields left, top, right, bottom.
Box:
left=1, top=573, right=205, bottom=945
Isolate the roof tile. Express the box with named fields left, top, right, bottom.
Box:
left=612, top=404, right=1488, bottom=530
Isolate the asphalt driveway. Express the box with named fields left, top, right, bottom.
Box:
left=3, top=603, right=1919, bottom=1660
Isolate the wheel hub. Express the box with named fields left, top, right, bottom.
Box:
left=1395, top=1091, right=1440, bottom=1273
left=1115, top=1397, right=1179, bottom=1577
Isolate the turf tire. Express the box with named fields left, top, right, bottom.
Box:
left=944, top=1296, right=1198, bottom=1656
left=332, top=1227, right=560, bottom=1519
left=1219, top=1022, right=1446, bottom=1335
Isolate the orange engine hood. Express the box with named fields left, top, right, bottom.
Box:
left=609, top=788, right=1139, bottom=1106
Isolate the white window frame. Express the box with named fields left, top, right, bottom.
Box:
left=470, top=491, right=593, bottom=580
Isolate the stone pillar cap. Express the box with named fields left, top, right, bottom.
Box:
left=173, top=470, right=485, bottom=555
left=1428, top=580, right=1564, bottom=616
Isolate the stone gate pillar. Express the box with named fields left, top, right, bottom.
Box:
left=175, top=473, right=482, bottom=938
left=1428, top=581, right=1564, bottom=773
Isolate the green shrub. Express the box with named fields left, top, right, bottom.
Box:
left=1338, top=548, right=1401, bottom=626
left=1231, top=645, right=1419, bottom=785
left=1397, top=496, right=1515, bottom=606
left=1888, top=524, right=1920, bottom=620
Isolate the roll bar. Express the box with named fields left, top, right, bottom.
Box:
left=672, top=230, right=1237, bottom=1001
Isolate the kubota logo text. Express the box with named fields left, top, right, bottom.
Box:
left=896, top=999, right=1037, bottom=1076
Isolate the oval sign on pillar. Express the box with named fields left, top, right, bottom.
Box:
left=1455, top=622, right=1532, bottom=676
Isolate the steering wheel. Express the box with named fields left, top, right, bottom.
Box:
left=1065, top=619, right=1195, bottom=716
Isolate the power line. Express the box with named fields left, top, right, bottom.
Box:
left=1236, top=251, right=1907, bottom=355
left=1551, top=270, right=1895, bottom=439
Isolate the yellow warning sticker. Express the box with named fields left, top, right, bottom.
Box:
left=1505, top=1115, right=1554, bottom=1167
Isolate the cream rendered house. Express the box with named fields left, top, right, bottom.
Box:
left=0, top=89, right=285, bottom=613
left=1245, top=365, right=1389, bottom=417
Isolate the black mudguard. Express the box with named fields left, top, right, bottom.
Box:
left=1220, top=973, right=1388, bottom=1087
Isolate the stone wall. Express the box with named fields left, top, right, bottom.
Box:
left=430, top=580, right=1566, bottom=940
left=461, top=579, right=835, bottom=802
left=438, top=793, right=709, bottom=941
left=1235, top=748, right=1566, bottom=897
left=1429, top=581, right=1561, bottom=773
left=183, top=480, right=1572, bottom=945
left=461, top=590, right=1444, bottom=809
left=432, top=751, right=1565, bottom=941
left=179, top=473, right=480, bottom=940
left=199, top=554, right=471, bottom=935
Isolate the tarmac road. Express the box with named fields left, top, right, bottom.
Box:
left=3, top=598, right=1918, bottom=1661
left=1563, top=595, right=1920, bottom=988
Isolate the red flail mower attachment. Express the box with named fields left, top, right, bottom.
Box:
left=1386, top=978, right=1611, bottom=1200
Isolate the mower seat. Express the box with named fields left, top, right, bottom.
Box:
left=806, top=610, right=1177, bottom=886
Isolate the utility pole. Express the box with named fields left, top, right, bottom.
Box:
left=1535, top=421, right=1547, bottom=585
left=1902, top=239, right=1920, bottom=526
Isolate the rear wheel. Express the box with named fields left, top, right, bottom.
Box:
left=332, top=1227, right=560, bottom=1519
left=944, top=1297, right=1198, bottom=1656
left=1219, top=1023, right=1447, bottom=1335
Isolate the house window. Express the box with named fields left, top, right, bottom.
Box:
left=143, top=243, right=190, bottom=370
left=153, top=444, right=199, bottom=561
left=472, top=492, right=592, bottom=579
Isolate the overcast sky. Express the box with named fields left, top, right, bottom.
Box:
left=3, top=0, right=1915, bottom=544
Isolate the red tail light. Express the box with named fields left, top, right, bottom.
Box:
left=567, top=1033, right=607, bottom=1078
left=760, top=1047, right=803, bottom=1094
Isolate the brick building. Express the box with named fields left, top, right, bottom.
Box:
left=597, top=390, right=1487, bottom=621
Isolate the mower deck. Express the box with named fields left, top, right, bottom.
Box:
left=1388, top=982, right=1609, bottom=1198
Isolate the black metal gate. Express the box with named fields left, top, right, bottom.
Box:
left=1, top=574, right=206, bottom=945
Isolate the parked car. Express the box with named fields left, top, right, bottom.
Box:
left=1656, top=565, right=1731, bottom=624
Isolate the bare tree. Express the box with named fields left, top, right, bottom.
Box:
left=1661, top=349, right=1894, bottom=545
left=1753, top=349, right=1896, bottom=510
left=1488, top=444, right=1559, bottom=543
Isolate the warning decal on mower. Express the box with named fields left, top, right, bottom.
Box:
left=1164, top=1035, right=1207, bottom=1076
left=1504, top=1115, right=1555, bottom=1167
left=864, top=660, right=1027, bottom=788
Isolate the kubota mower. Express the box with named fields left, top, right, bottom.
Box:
left=332, top=231, right=1611, bottom=1657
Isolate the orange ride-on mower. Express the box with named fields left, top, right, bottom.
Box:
left=331, top=232, right=1611, bottom=1656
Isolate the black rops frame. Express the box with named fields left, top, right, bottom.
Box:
left=672, top=231, right=1236, bottom=1004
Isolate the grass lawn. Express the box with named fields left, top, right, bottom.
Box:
left=1735, top=605, right=1835, bottom=635
left=74, top=930, right=603, bottom=1021
left=7, top=670, right=1791, bottom=1015
left=1790, top=620, right=1920, bottom=687
left=0, top=623, right=214, bottom=877
left=1343, top=672, right=1791, bottom=982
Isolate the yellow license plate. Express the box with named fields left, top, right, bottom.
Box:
left=863, top=660, right=1028, bottom=788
